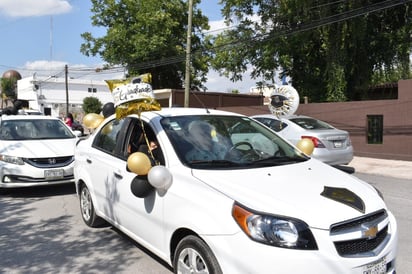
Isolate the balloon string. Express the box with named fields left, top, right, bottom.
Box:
left=138, top=112, right=159, bottom=166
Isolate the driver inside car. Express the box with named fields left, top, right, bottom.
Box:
left=185, top=120, right=228, bottom=162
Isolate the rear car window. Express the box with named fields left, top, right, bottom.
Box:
left=289, top=118, right=334, bottom=130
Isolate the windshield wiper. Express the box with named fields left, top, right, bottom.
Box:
left=187, top=159, right=243, bottom=168
left=252, top=155, right=309, bottom=166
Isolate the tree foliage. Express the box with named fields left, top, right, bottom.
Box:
left=81, top=0, right=211, bottom=90
left=0, top=77, right=17, bottom=100
left=212, top=0, right=412, bottom=102
left=83, top=97, right=103, bottom=114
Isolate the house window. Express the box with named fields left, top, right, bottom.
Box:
left=367, top=115, right=383, bottom=144
left=88, top=87, right=97, bottom=93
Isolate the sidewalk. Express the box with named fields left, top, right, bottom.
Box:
left=348, top=156, right=412, bottom=180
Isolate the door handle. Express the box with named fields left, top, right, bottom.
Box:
left=113, top=171, right=123, bottom=179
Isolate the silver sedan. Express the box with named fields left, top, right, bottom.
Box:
left=251, top=114, right=353, bottom=165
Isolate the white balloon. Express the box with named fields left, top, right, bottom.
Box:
left=148, top=166, right=173, bottom=190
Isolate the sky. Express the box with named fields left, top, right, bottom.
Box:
left=0, top=0, right=258, bottom=93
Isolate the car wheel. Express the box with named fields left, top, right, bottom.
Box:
left=173, top=235, right=222, bottom=274
left=79, top=184, right=105, bottom=227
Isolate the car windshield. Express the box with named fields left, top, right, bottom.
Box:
left=161, top=115, right=309, bottom=169
left=289, top=117, right=334, bottom=130
left=0, top=119, right=75, bottom=140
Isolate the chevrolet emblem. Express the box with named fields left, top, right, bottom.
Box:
left=362, top=225, right=378, bottom=239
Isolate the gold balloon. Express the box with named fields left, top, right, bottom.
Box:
left=127, top=152, right=152, bottom=175
left=101, top=123, right=113, bottom=135
left=115, top=98, right=161, bottom=120
left=83, top=113, right=104, bottom=129
left=296, top=139, right=315, bottom=155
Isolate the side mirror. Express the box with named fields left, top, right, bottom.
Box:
left=73, top=130, right=83, bottom=137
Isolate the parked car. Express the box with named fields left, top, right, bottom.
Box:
left=74, top=107, right=397, bottom=274
left=251, top=114, right=353, bottom=165
left=71, top=120, right=85, bottom=135
left=19, top=109, right=43, bottom=115
left=0, top=114, right=79, bottom=188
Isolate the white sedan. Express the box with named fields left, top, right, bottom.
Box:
left=74, top=107, right=397, bottom=274
left=0, top=114, right=79, bottom=188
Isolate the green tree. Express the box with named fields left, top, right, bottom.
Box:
left=81, top=0, right=211, bottom=90
left=0, top=77, right=17, bottom=100
left=212, top=0, right=412, bottom=102
left=83, top=97, right=103, bottom=114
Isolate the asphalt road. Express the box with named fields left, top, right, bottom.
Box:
left=0, top=172, right=410, bottom=273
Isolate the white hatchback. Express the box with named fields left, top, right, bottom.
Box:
left=74, top=107, right=397, bottom=274
left=0, top=114, right=78, bottom=188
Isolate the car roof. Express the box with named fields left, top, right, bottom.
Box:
left=251, top=114, right=311, bottom=120
left=0, top=114, right=60, bottom=121
left=124, top=107, right=246, bottom=120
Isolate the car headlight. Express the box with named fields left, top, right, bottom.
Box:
left=0, top=155, right=24, bottom=165
left=232, top=203, right=318, bottom=250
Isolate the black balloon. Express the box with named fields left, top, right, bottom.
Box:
left=130, top=176, right=154, bottom=198
left=102, top=102, right=115, bottom=118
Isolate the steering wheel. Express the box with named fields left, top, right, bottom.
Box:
left=226, top=141, right=263, bottom=161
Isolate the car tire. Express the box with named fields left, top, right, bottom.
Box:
left=79, top=184, right=105, bottom=227
left=173, top=235, right=222, bottom=274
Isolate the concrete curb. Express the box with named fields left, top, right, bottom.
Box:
left=348, top=156, right=412, bottom=180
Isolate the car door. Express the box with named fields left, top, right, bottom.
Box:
left=94, top=117, right=167, bottom=253
left=88, top=118, right=128, bottom=219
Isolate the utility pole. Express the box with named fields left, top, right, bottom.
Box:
left=184, top=0, right=193, bottom=107
left=65, top=64, right=69, bottom=116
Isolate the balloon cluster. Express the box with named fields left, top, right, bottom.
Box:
left=82, top=102, right=115, bottom=130
left=83, top=76, right=172, bottom=198
left=128, top=152, right=172, bottom=197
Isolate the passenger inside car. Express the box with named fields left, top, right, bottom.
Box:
left=185, top=120, right=228, bottom=162
left=127, top=122, right=164, bottom=165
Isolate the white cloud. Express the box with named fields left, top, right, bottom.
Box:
left=0, top=0, right=72, bottom=17
left=205, top=68, right=258, bottom=93
left=20, top=60, right=125, bottom=81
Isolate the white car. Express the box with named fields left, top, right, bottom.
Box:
left=74, top=107, right=397, bottom=274
left=0, top=114, right=79, bottom=188
left=252, top=114, right=354, bottom=165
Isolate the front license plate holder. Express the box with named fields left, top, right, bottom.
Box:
left=45, top=169, right=64, bottom=179
left=362, top=256, right=386, bottom=274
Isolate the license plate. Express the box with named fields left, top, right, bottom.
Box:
left=362, top=256, right=386, bottom=274
left=44, top=169, right=64, bottom=179
left=334, top=141, right=343, bottom=148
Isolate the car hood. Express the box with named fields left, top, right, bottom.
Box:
left=191, top=159, right=386, bottom=229
left=0, top=138, right=77, bottom=157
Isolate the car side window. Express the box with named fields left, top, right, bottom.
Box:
left=256, top=118, right=288, bottom=132
left=93, top=119, right=125, bottom=155
left=126, top=119, right=165, bottom=165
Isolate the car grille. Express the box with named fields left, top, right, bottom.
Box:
left=330, top=210, right=390, bottom=257
left=24, top=156, right=74, bottom=168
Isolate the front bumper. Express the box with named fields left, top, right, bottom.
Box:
left=202, top=211, right=397, bottom=274
left=0, top=163, right=75, bottom=188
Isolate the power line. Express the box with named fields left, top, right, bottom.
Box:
left=108, top=0, right=412, bottom=74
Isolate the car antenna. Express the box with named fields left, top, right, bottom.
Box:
left=190, top=90, right=210, bottom=113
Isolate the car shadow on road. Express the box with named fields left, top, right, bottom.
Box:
left=0, top=183, right=76, bottom=198
left=0, top=183, right=173, bottom=273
